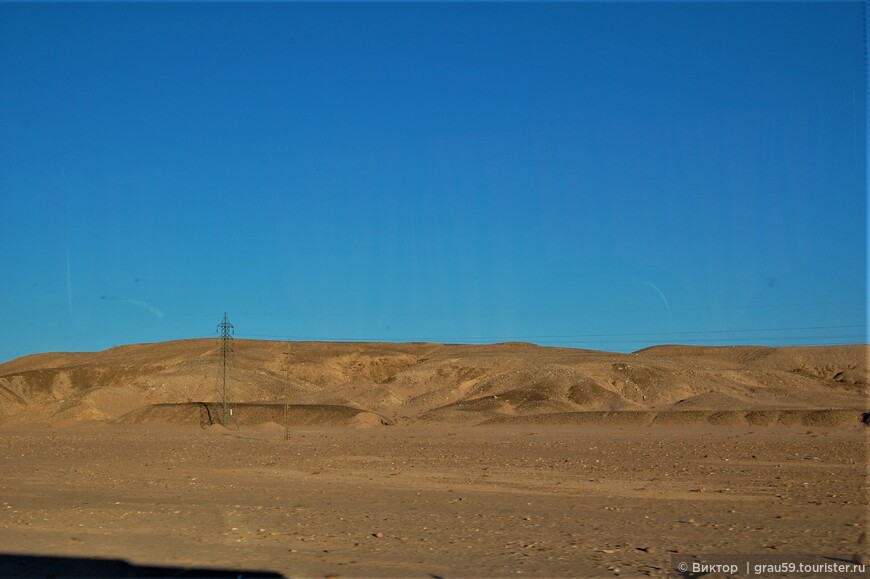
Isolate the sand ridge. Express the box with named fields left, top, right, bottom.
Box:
left=0, top=340, right=865, bottom=427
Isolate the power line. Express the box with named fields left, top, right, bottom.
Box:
left=482, top=324, right=868, bottom=340
left=533, top=334, right=867, bottom=346
left=233, top=323, right=867, bottom=343
left=231, top=300, right=865, bottom=319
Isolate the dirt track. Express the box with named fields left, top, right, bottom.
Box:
left=0, top=422, right=866, bottom=577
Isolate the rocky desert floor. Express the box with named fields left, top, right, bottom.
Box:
left=0, top=421, right=866, bottom=578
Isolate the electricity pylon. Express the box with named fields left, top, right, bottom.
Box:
left=215, top=312, right=234, bottom=426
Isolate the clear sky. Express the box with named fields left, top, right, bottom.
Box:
left=0, top=1, right=867, bottom=363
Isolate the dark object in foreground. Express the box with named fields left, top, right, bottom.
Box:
left=0, top=553, right=284, bottom=578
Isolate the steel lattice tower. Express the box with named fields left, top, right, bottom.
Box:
left=215, top=312, right=234, bottom=426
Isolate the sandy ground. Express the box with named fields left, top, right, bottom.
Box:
left=0, top=422, right=866, bottom=578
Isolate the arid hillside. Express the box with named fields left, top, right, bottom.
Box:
left=0, top=340, right=866, bottom=426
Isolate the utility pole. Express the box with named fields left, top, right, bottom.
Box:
left=216, top=312, right=234, bottom=426
left=283, top=340, right=291, bottom=441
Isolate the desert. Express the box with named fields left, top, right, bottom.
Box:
left=4, top=1, right=866, bottom=577
left=0, top=340, right=866, bottom=577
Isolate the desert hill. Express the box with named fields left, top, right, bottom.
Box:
left=0, top=339, right=866, bottom=427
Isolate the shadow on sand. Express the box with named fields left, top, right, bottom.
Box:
left=0, top=553, right=284, bottom=578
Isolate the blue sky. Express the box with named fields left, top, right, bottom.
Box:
left=0, top=1, right=866, bottom=362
